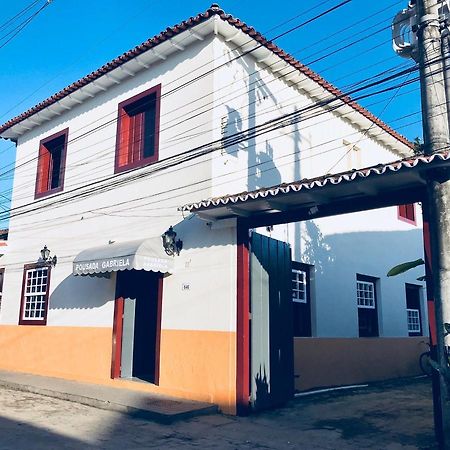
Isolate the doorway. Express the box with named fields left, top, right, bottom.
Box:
left=112, top=269, right=162, bottom=383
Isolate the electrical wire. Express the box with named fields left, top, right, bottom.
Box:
left=0, top=0, right=428, bottom=222
left=0, top=0, right=356, bottom=180
left=0, top=1, right=51, bottom=51
left=0, top=65, right=430, bottom=223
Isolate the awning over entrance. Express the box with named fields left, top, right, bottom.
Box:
left=180, top=151, right=450, bottom=227
left=73, top=238, right=173, bottom=276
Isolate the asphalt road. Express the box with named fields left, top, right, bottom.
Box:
left=0, top=377, right=436, bottom=449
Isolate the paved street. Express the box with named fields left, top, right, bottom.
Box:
left=0, top=377, right=436, bottom=449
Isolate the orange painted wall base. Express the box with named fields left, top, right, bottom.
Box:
left=0, top=325, right=237, bottom=414
left=294, top=337, right=426, bottom=391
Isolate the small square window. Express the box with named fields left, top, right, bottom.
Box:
left=35, top=129, right=68, bottom=199
left=115, top=85, right=161, bottom=173
left=19, top=264, right=51, bottom=325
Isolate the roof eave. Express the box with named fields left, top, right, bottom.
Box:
left=181, top=151, right=449, bottom=221
left=0, top=4, right=412, bottom=153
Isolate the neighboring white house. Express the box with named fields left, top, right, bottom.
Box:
left=0, top=4, right=426, bottom=413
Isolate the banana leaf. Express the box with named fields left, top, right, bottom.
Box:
left=387, top=258, right=425, bottom=277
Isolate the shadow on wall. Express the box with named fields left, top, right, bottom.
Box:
left=254, top=140, right=281, bottom=189
left=302, top=221, right=336, bottom=275
left=299, top=222, right=423, bottom=279
left=223, top=56, right=306, bottom=193
left=222, top=106, right=245, bottom=156
left=50, top=272, right=114, bottom=310
left=254, top=365, right=270, bottom=411
left=50, top=215, right=236, bottom=310
left=171, top=215, right=235, bottom=251
left=322, top=227, right=424, bottom=275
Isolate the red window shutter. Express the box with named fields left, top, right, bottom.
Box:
left=398, top=204, right=416, bottom=224
left=114, top=84, right=161, bottom=173
left=118, top=109, right=131, bottom=168
left=129, top=111, right=144, bottom=164
left=406, top=204, right=415, bottom=221
left=37, top=144, right=51, bottom=193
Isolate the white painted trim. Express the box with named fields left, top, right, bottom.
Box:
left=294, top=384, right=369, bottom=397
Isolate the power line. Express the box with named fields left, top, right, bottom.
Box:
left=0, top=64, right=431, bottom=223
left=0, top=77, right=420, bottom=208
left=0, top=0, right=41, bottom=33
left=0, top=48, right=422, bottom=209
left=0, top=2, right=428, bottom=218
left=326, top=70, right=414, bottom=173
left=0, top=0, right=345, bottom=130
left=3, top=109, right=444, bottom=239
left=0, top=0, right=335, bottom=125
left=0, top=0, right=361, bottom=182
left=0, top=31, right=413, bottom=188
left=0, top=57, right=428, bottom=213
left=4, top=79, right=438, bottom=234
left=0, top=1, right=51, bottom=51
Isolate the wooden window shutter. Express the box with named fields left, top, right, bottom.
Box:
left=118, top=108, right=132, bottom=168
left=37, top=144, right=51, bottom=193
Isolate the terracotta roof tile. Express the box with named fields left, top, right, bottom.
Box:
left=0, top=4, right=411, bottom=148
left=181, top=151, right=449, bottom=213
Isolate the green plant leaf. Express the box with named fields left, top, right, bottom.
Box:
left=387, top=259, right=425, bottom=277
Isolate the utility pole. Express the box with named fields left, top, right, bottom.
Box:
left=394, top=0, right=450, bottom=447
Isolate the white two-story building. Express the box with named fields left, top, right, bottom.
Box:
left=0, top=4, right=426, bottom=414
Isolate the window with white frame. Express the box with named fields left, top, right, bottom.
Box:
left=357, top=280, right=376, bottom=309
left=292, top=262, right=313, bottom=337
left=407, top=308, right=421, bottom=333
left=356, top=274, right=379, bottom=337
left=406, top=283, right=422, bottom=336
left=19, top=265, right=50, bottom=325
left=292, top=268, right=307, bottom=303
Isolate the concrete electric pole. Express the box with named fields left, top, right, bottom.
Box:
left=394, top=0, right=450, bottom=447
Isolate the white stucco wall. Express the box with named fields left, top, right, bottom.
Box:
left=1, top=35, right=237, bottom=334
left=210, top=37, right=408, bottom=199
left=1, top=27, right=422, bottom=344
left=258, top=208, right=426, bottom=338
left=208, top=36, right=425, bottom=340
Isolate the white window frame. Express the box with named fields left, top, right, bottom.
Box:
left=407, top=308, right=421, bottom=333
left=292, top=268, right=307, bottom=303
left=21, top=266, right=49, bottom=322
left=357, top=280, right=376, bottom=309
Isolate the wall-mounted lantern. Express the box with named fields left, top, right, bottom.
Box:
left=161, top=226, right=183, bottom=256
left=40, top=245, right=57, bottom=267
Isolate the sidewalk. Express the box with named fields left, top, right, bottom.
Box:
left=0, top=376, right=435, bottom=449
left=0, top=370, right=217, bottom=424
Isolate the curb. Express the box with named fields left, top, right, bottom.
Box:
left=0, top=379, right=218, bottom=424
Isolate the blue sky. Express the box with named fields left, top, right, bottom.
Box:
left=0, top=0, right=420, bottom=228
